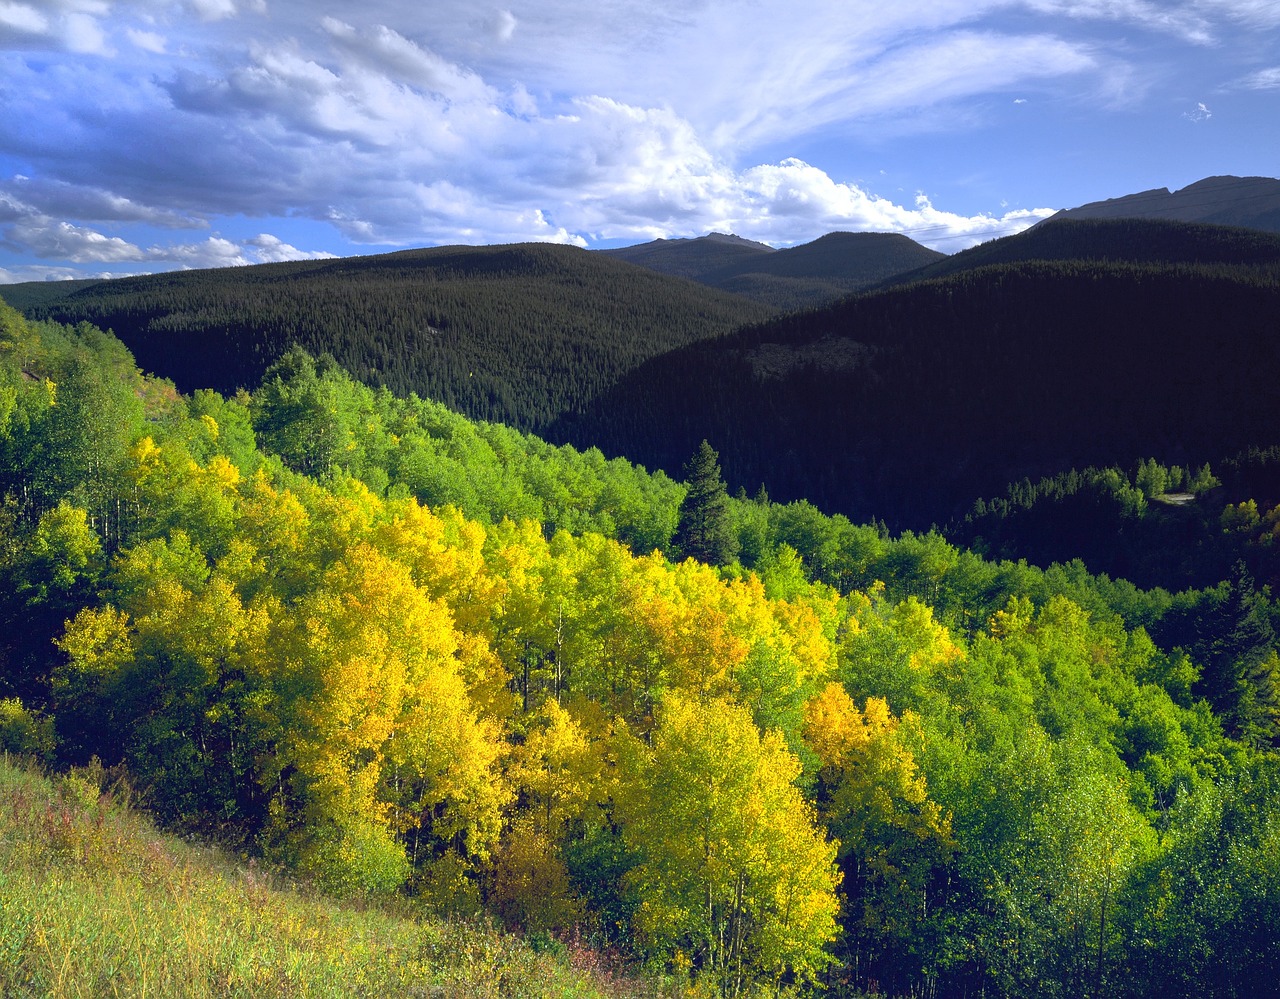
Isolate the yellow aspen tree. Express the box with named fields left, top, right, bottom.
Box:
left=273, top=541, right=508, bottom=893
left=509, top=698, right=605, bottom=837
left=803, top=682, right=953, bottom=963
left=616, top=693, right=840, bottom=995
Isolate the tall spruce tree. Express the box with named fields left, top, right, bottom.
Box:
left=673, top=440, right=738, bottom=566
left=1198, top=562, right=1280, bottom=747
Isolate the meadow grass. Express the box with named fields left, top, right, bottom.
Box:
left=0, top=754, right=655, bottom=998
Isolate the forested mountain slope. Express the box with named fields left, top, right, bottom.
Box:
left=878, top=215, right=1280, bottom=288
left=3, top=300, right=1280, bottom=997
left=8, top=242, right=771, bottom=430
left=550, top=241, right=1280, bottom=531
left=604, top=230, right=944, bottom=310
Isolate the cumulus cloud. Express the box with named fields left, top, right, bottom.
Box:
left=320, top=17, right=496, bottom=103
left=0, top=3, right=49, bottom=37
left=245, top=234, right=339, bottom=262
left=0, top=264, right=97, bottom=283
left=488, top=9, right=517, bottom=42
left=0, top=184, right=340, bottom=279
left=157, top=236, right=249, bottom=267
left=3, top=178, right=201, bottom=228
left=13, top=217, right=146, bottom=263
left=688, top=159, right=1053, bottom=249
left=188, top=0, right=239, bottom=22
left=0, top=0, right=111, bottom=53
left=1183, top=100, right=1212, bottom=121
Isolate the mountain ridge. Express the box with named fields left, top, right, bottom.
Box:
left=601, top=229, right=944, bottom=310
left=1047, top=175, right=1280, bottom=232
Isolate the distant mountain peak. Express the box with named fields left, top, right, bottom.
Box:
left=600, top=229, right=943, bottom=311
left=1053, top=175, right=1280, bottom=232
left=701, top=232, right=775, bottom=251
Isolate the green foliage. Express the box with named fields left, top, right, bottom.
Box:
left=615, top=694, right=839, bottom=993
left=0, top=696, right=55, bottom=759
left=245, top=345, right=683, bottom=554
left=3, top=302, right=1280, bottom=999
left=1118, top=759, right=1280, bottom=999
left=949, top=456, right=1280, bottom=595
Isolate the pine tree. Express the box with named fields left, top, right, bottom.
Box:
left=1198, top=562, right=1280, bottom=747
left=673, top=440, right=738, bottom=566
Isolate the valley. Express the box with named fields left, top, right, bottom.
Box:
left=2, top=177, right=1279, bottom=998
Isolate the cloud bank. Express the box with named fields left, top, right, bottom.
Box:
left=0, top=0, right=1276, bottom=279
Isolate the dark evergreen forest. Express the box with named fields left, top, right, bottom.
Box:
left=552, top=236, right=1280, bottom=532
left=8, top=242, right=771, bottom=430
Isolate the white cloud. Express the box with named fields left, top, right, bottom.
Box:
left=698, top=159, right=1055, bottom=249
left=0, top=185, right=338, bottom=276
left=14, top=217, right=147, bottom=262
left=245, top=233, right=339, bottom=262
left=1183, top=100, right=1212, bottom=121
left=62, top=10, right=108, bottom=52
left=188, top=0, right=238, bottom=22
left=4, top=178, right=201, bottom=228
left=320, top=18, right=496, bottom=104
left=1197, top=0, right=1280, bottom=28
left=1238, top=66, right=1280, bottom=89
left=0, top=3, right=48, bottom=36
left=126, top=27, right=166, bottom=53
left=154, top=236, right=249, bottom=267
left=0, top=0, right=111, bottom=53
left=0, top=263, right=122, bottom=283
left=489, top=9, right=517, bottom=42
left=1020, top=1, right=1215, bottom=42
left=1, top=0, right=1275, bottom=279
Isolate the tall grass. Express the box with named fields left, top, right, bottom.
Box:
left=0, top=755, right=656, bottom=998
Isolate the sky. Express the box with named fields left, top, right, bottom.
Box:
left=1, top=1, right=1278, bottom=283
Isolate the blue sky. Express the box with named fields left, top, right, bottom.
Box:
left=1, top=0, right=1277, bottom=282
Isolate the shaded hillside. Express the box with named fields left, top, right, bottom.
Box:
left=1051, top=175, right=1280, bottom=232
left=548, top=256, right=1280, bottom=530
left=604, top=230, right=943, bottom=310
left=12, top=242, right=772, bottom=430
left=879, top=216, right=1280, bottom=288
left=947, top=447, right=1280, bottom=595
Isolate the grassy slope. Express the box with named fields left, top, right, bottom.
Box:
left=0, top=756, right=647, bottom=999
